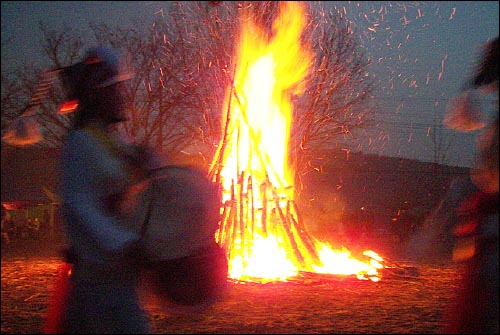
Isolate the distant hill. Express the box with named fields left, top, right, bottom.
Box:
left=297, top=151, right=469, bottom=239
left=2, top=146, right=468, bottom=221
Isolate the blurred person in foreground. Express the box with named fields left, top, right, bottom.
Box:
left=54, top=45, right=152, bottom=334
left=441, top=36, right=499, bottom=334
left=44, top=44, right=228, bottom=334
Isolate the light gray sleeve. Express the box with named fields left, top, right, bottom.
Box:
left=61, top=130, right=138, bottom=253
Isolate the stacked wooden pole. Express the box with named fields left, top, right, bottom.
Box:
left=214, top=169, right=321, bottom=273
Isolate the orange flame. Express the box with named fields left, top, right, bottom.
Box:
left=215, top=2, right=384, bottom=283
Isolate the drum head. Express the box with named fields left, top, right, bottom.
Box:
left=132, top=166, right=222, bottom=261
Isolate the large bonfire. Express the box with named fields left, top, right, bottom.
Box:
left=210, top=2, right=384, bottom=283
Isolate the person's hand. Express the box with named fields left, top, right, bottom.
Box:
left=128, top=144, right=168, bottom=173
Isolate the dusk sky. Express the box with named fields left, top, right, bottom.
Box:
left=2, top=1, right=499, bottom=167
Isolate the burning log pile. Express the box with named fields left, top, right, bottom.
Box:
left=214, top=170, right=321, bottom=280
left=207, top=2, right=387, bottom=283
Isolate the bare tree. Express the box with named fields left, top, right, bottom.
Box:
left=1, top=23, right=86, bottom=148
left=2, top=1, right=375, bottom=177
left=1, top=71, right=24, bottom=132
left=1, top=38, right=24, bottom=129
left=430, top=115, right=455, bottom=167
left=291, top=3, right=375, bottom=180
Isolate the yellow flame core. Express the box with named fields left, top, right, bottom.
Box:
left=216, top=2, right=383, bottom=283
left=223, top=2, right=312, bottom=195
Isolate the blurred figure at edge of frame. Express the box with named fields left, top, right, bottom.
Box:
left=441, top=36, right=499, bottom=334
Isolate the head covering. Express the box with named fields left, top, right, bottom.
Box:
left=60, top=46, right=134, bottom=126
left=470, top=37, right=499, bottom=89
left=84, top=46, right=134, bottom=88
left=62, top=45, right=133, bottom=103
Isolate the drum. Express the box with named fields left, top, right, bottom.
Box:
left=128, top=165, right=228, bottom=306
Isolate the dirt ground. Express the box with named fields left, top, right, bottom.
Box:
left=1, top=237, right=466, bottom=334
